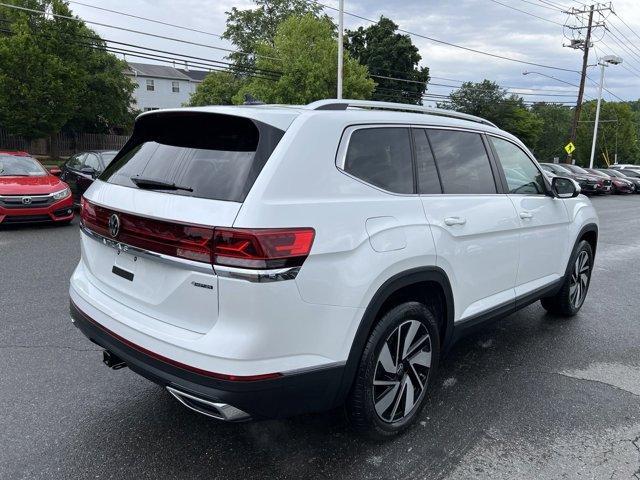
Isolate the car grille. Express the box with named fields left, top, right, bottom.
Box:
left=2, top=214, right=52, bottom=223
left=0, top=194, right=55, bottom=209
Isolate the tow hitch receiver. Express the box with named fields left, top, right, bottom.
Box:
left=102, top=350, right=127, bottom=370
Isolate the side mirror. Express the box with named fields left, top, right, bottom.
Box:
left=80, top=166, right=96, bottom=176
left=49, top=166, right=61, bottom=176
left=552, top=176, right=580, bottom=198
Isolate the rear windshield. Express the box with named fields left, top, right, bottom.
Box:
left=100, top=112, right=285, bottom=203
left=101, top=152, right=117, bottom=167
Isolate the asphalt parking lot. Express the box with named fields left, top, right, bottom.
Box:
left=1, top=195, right=639, bottom=480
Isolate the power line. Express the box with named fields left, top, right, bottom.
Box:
left=308, top=0, right=581, bottom=73
left=515, top=0, right=564, bottom=12
left=67, top=1, right=226, bottom=40
left=611, top=10, right=640, bottom=44
left=485, top=0, right=564, bottom=26
left=0, top=2, right=282, bottom=62
left=370, top=74, right=578, bottom=98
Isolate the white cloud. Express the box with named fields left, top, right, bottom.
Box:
left=69, top=0, right=640, bottom=101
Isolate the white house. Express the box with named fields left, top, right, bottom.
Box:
left=125, top=62, right=209, bottom=111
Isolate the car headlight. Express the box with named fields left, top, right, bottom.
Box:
left=52, top=187, right=71, bottom=200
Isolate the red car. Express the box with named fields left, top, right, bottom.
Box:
left=0, top=154, right=74, bottom=225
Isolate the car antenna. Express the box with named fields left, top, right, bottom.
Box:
left=243, top=94, right=265, bottom=105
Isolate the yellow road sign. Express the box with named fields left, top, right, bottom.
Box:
left=564, top=142, right=576, bottom=155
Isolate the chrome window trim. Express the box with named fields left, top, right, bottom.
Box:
left=335, top=123, right=498, bottom=197
left=79, top=223, right=216, bottom=275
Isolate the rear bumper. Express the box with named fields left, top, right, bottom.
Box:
left=70, top=300, right=345, bottom=419
left=0, top=196, right=74, bottom=224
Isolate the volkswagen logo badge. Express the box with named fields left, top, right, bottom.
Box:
left=21, top=196, right=32, bottom=205
left=108, top=213, right=121, bottom=238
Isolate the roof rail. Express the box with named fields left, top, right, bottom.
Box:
left=305, top=99, right=498, bottom=128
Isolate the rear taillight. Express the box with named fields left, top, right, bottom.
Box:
left=81, top=200, right=314, bottom=270
left=213, top=228, right=315, bottom=269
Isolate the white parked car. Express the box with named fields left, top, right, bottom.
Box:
left=70, top=99, right=599, bottom=438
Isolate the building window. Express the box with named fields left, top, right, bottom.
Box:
left=146, top=79, right=155, bottom=91
left=172, top=81, right=180, bottom=93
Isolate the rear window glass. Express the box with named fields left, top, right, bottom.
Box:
left=344, top=127, right=413, bottom=194
left=101, top=112, right=284, bottom=203
left=427, top=130, right=496, bottom=194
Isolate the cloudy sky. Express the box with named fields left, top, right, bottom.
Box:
left=68, top=0, right=640, bottom=104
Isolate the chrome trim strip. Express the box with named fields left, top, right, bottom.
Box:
left=0, top=192, right=55, bottom=200
left=79, top=223, right=216, bottom=275
left=166, top=386, right=251, bottom=422
left=214, top=264, right=300, bottom=282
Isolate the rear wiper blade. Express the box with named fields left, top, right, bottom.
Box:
left=130, top=176, right=193, bottom=192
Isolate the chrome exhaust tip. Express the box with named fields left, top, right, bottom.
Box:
left=166, top=386, right=251, bottom=422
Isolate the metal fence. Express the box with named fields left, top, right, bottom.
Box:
left=0, top=128, right=129, bottom=157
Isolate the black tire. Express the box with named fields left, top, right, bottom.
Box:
left=346, top=302, right=440, bottom=439
left=541, top=240, right=593, bottom=316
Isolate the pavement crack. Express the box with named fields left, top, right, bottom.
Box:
left=547, top=370, right=640, bottom=398
left=632, top=434, right=640, bottom=480
left=0, top=344, right=100, bottom=352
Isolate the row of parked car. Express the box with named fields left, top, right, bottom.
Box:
left=0, top=149, right=116, bottom=225
left=0, top=147, right=638, bottom=227
left=540, top=162, right=640, bottom=195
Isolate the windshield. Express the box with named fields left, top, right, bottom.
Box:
left=565, top=164, right=589, bottom=175
left=0, top=155, right=46, bottom=176
left=545, top=163, right=572, bottom=175
left=605, top=170, right=625, bottom=178
left=101, top=152, right=117, bottom=167
left=621, top=169, right=640, bottom=178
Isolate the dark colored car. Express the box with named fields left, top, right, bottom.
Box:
left=595, top=168, right=637, bottom=194
left=60, top=150, right=118, bottom=206
left=0, top=154, right=74, bottom=225
left=539, top=162, right=610, bottom=195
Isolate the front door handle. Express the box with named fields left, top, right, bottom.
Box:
left=444, top=216, right=467, bottom=226
left=519, top=211, right=533, bottom=219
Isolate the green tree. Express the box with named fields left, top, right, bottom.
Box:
left=345, top=16, right=429, bottom=104
left=575, top=101, right=639, bottom=167
left=223, top=0, right=323, bottom=72
left=234, top=15, right=375, bottom=105
left=188, top=71, right=245, bottom=106
left=0, top=0, right=135, bottom=139
left=442, top=80, right=543, bottom=146
left=530, top=103, right=572, bottom=161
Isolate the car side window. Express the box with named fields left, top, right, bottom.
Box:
left=83, top=153, right=101, bottom=171
left=67, top=153, right=85, bottom=170
left=413, top=129, right=442, bottom=194
left=426, top=130, right=497, bottom=194
left=491, top=137, right=546, bottom=195
left=344, top=127, right=414, bottom=194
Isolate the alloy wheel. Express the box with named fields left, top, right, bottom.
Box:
left=373, top=320, right=432, bottom=423
left=569, top=250, right=590, bottom=309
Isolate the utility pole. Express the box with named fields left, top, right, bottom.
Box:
left=564, top=3, right=611, bottom=163
left=337, top=0, right=344, bottom=99
left=566, top=5, right=594, bottom=164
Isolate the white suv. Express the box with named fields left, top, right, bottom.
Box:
left=70, top=99, right=598, bottom=438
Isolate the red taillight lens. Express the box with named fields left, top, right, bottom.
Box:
left=213, top=228, right=315, bottom=269
left=81, top=200, right=315, bottom=270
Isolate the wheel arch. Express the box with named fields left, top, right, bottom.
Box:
left=577, top=223, right=598, bottom=258
left=333, top=267, right=454, bottom=406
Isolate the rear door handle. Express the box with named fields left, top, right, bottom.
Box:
left=444, top=216, right=467, bottom=226
left=519, top=211, right=533, bottom=219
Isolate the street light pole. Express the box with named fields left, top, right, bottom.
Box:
left=589, top=55, right=622, bottom=169
left=588, top=62, right=606, bottom=169
left=337, top=0, right=344, bottom=99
